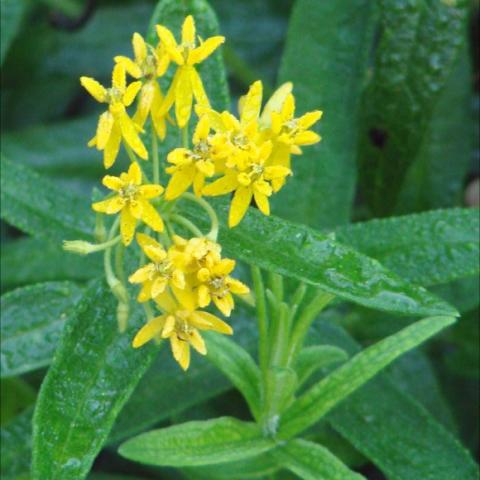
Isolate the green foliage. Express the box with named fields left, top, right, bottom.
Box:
left=119, top=417, right=275, bottom=466
left=1, top=282, right=83, bottom=377
left=275, top=0, right=375, bottom=228
left=31, top=280, right=158, bottom=480
left=0, top=0, right=27, bottom=64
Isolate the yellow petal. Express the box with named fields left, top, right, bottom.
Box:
left=143, top=244, right=167, bottom=263
left=103, top=123, right=122, bottom=169
left=175, top=68, right=193, bottom=128
left=151, top=83, right=167, bottom=139
left=155, top=290, right=178, bottom=312
left=171, top=335, right=190, bottom=370
left=214, top=294, right=233, bottom=317
left=134, top=82, right=155, bottom=127
left=229, top=186, right=252, bottom=227
left=294, top=130, right=321, bottom=145
left=132, top=315, right=167, bottom=348
left=162, top=315, right=176, bottom=338
left=189, top=68, right=210, bottom=108
left=240, top=80, right=262, bottom=126
left=197, top=284, right=211, bottom=308
left=118, top=110, right=148, bottom=159
left=151, top=276, right=168, bottom=298
left=270, top=112, right=283, bottom=135
left=253, top=179, right=272, bottom=196
left=281, top=93, right=295, bottom=119
left=202, top=174, right=238, bottom=196
left=260, top=81, right=293, bottom=126
left=165, top=170, right=194, bottom=200
left=156, top=25, right=184, bottom=65
left=191, top=311, right=233, bottom=335
left=80, top=77, right=107, bottom=103
left=228, top=278, right=250, bottom=295
left=137, top=281, right=152, bottom=302
left=139, top=184, right=164, bottom=199
left=140, top=200, right=164, bottom=232
left=92, top=196, right=124, bottom=214
left=114, top=55, right=142, bottom=79
left=182, top=15, right=196, bottom=45
left=123, top=81, right=142, bottom=107
left=298, top=110, right=323, bottom=129
left=129, top=200, right=143, bottom=219
left=102, top=175, right=122, bottom=191
left=193, top=115, right=210, bottom=143
left=254, top=191, right=270, bottom=215
left=132, top=32, right=147, bottom=63
left=112, top=63, right=126, bottom=91
left=189, top=329, right=207, bottom=355
left=172, top=269, right=185, bottom=289
left=96, top=111, right=114, bottom=150
left=128, top=264, right=154, bottom=283
left=120, top=207, right=137, bottom=245
left=213, top=258, right=235, bottom=276
left=127, top=162, right=142, bottom=185
left=189, top=36, right=225, bottom=64
left=172, top=284, right=197, bottom=311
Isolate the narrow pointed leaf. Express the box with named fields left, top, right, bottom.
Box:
left=274, top=439, right=364, bottom=480
left=275, top=0, right=375, bottom=228
left=118, top=417, right=275, bottom=467
left=280, top=316, right=456, bottom=437
left=32, top=280, right=158, bottom=480
left=1, top=281, right=83, bottom=378
left=204, top=331, right=261, bottom=420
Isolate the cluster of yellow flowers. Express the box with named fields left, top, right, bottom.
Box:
left=72, top=15, right=321, bottom=370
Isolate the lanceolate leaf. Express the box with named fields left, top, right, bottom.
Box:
left=336, top=208, right=479, bottom=286
left=280, top=316, right=456, bottom=437
left=274, top=438, right=365, bottom=480
left=32, top=280, right=158, bottom=480
left=204, top=332, right=261, bottom=420
left=358, top=0, right=469, bottom=215
left=275, top=0, right=375, bottom=228
left=118, top=417, right=275, bottom=467
left=0, top=407, right=33, bottom=480
left=0, top=155, right=93, bottom=242
left=1, top=282, right=83, bottom=378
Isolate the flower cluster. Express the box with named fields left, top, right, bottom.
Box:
left=65, top=15, right=322, bottom=370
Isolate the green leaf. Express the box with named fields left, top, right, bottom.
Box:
left=275, top=0, right=375, bottom=228
left=397, top=44, right=473, bottom=212
left=0, top=155, right=93, bottom=242
left=357, top=0, right=469, bottom=215
left=0, top=407, right=32, bottom=480
left=432, top=276, right=480, bottom=314
left=310, top=320, right=479, bottom=480
left=183, top=199, right=458, bottom=317
left=280, top=315, right=456, bottom=437
left=0, top=378, right=35, bottom=426
left=294, top=345, right=348, bottom=387
left=204, top=331, right=261, bottom=420
left=1, top=281, right=83, bottom=378
left=118, top=417, right=275, bottom=467
left=1, top=238, right=101, bottom=292
left=146, top=0, right=229, bottom=112
left=274, top=438, right=364, bottom=480
left=335, top=208, right=479, bottom=287
left=0, top=0, right=27, bottom=64
left=32, top=280, right=158, bottom=480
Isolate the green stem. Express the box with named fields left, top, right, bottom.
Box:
left=124, top=143, right=151, bottom=183
left=170, top=214, right=204, bottom=237
left=251, top=266, right=269, bottom=374
left=181, top=124, right=189, bottom=148
left=269, top=302, right=290, bottom=367
left=151, top=123, right=160, bottom=185
left=104, top=218, right=128, bottom=303
left=114, top=242, right=126, bottom=285
left=268, top=272, right=284, bottom=304
left=286, top=290, right=335, bottom=364
left=180, top=192, right=219, bottom=240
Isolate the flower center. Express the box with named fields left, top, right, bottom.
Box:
left=209, top=276, right=228, bottom=298
left=119, top=183, right=139, bottom=202
left=107, top=87, right=123, bottom=104
left=154, top=260, right=172, bottom=277
left=181, top=42, right=195, bottom=61
left=143, top=55, right=157, bottom=79
left=232, top=133, right=249, bottom=149
left=282, top=119, right=299, bottom=136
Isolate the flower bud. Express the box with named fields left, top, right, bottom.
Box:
left=62, top=240, right=97, bottom=255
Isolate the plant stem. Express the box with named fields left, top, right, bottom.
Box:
left=151, top=123, right=160, bottom=185
left=170, top=214, right=204, bottom=237
left=114, top=242, right=126, bottom=285
left=180, top=192, right=219, bottom=240
left=286, top=290, right=335, bottom=364
left=181, top=124, right=189, bottom=148
left=251, top=266, right=269, bottom=374
left=269, top=302, right=290, bottom=367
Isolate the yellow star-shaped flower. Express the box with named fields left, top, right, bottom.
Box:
left=80, top=64, right=148, bottom=168
left=92, top=162, right=164, bottom=245
left=114, top=33, right=170, bottom=139
left=156, top=15, right=225, bottom=127
left=132, top=290, right=232, bottom=370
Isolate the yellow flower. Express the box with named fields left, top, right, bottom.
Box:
left=164, top=116, right=217, bottom=199
left=156, top=15, right=225, bottom=127
left=114, top=33, right=170, bottom=139
left=132, top=290, right=232, bottom=370
left=129, top=233, right=185, bottom=302
left=203, top=141, right=291, bottom=227
left=80, top=64, right=148, bottom=168
left=168, top=235, right=222, bottom=274
left=196, top=258, right=249, bottom=316
left=92, top=162, right=164, bottom=245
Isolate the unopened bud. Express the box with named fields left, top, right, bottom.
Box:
left=94, top=214, right=107, bottom=243
left=63, top=240, right=96, bottom=255
left=117, top=302, right=129, bottom=333
left=110, top=280, right=129, bottom=303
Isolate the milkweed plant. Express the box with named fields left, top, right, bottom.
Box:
left=1, top=0, right=478, bottom=479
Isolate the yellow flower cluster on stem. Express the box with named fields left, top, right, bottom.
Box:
left=66, top=14, right=323, bottom=371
